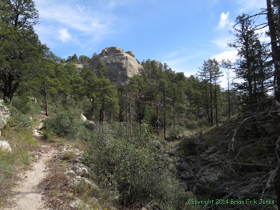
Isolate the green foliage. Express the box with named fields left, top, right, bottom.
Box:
left=0, top=0, right=43, bottom=103
left=96, top=62, right=109, bottom=79
left=168, top=126, right=185, bottom=139
left=228, top=14, right=273, bottom=105
left=43, top=110, right=85, bottom=140
left=12, top=96, right=41, bottom=115
left=78, top=55, right=91, bottom=64
left=5, top=105, right=32, bottom=131
left=62, top=151, right=75, bottom=160
left=83, top=122, right=187, bottom=209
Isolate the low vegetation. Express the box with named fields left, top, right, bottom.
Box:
left=42, top=111, right=188, bottom=209
left=0, top=111, right=35, bottom=206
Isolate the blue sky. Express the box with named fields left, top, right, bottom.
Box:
left=33, top=0, right=268, bottom=88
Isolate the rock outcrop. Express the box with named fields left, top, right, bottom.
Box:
left=0, top=100, right=10, bottom=132
left=89, top=47, right=143, bottom=86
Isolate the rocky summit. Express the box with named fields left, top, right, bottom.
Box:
left=89, top=47, right=143, bottom=86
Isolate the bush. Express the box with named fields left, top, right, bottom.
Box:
left=168, top=126, right=185, bottom=139
left=83, top=122, right=187, bottom=209
left=12, top=96, right=41, bottom=115
left=42, top=110, right=85, bottom=140
left=5, top=105, right=32, bottom=131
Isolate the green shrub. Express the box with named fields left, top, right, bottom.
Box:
left=83, top=122, right=187, bottom=209
left=168, top=126, right=185, bottom=139
left=5, top=105, right=32, bottom=131
left=12, top=96, right=41, bottom=115
left=62, top=151, right=75, bottom=160
left=42, top=110, right=85, bottom=140
left=185, top=120, right=198, bottom=129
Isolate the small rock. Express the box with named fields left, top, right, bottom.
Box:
left=65, top=170, right=76, bottom=178
left=80, top=114, right=87, bottom=122
left=0, top=140, right=12, bottom=153
left=79, top=177, right=99, bottom=190
left=69, top=198, right=88, bottom=209
left=76, top=167, right=88, bottom=177
left=69, top=178, right=79, bottom=188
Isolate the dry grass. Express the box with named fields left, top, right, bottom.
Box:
left=62, top=151, right=75, bottom=160
left=0, top=126, right=36, bottom=207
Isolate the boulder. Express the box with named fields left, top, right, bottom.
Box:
left=79, top=177, right=99, bottom=190
left=74, top=63, right=84, bottom=72
left=0, top=100, right=10, bottom=134
left=152, top=60, right=162, bottom=67
left=80, top=114, right=87, bottom=122
left=76, top=167, right=89, bottom=177
left=89, top=47, right=143, bottom=86
left=0, top=140, right=12, bottom=153
left=65, top=170, right=76, bottom=178
left=27, top=96, right=37, bottom=104
left=69, top=198, right=89, bottom=209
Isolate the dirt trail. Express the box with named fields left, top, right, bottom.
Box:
left=3, top=123, right=57, bottom=210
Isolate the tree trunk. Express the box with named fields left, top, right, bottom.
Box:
left=157, top=99, right=159, bottom=135
left=267, top=0, right=280, bottom=101
left=215, top=83, right=218, bottom=127
left=2, top=75, right=19, bottom=105
left=129, top=94, right=131, bottom=136
left=163, top=89, right=166, bottom=139
left=205, top=83, right=210, bottom=124
left=91, top=100, right=94, bottom=119
left=100, top=98, right=105, bottom=124
left=43, top=80, right=49, bottom=116
left=227, top=72, right=231, bottom=121
left=210, top=79, right=213, bottom=126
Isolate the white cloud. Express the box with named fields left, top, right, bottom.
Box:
left=258, top=27, right=270, bottom=43
left=58, top=28, right=72, bottom=43
left=77, top=4, right=85, bottom=12
left=217, top=12, right=230, bottom=29
left=33, top=0, right=124, bottom=47
left=212, top=50, right=238, bottom=63
left=211, top=37, right=232, bottom=49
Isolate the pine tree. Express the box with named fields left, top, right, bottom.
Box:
left=229, top=14, right=272, bottom=105
left=80, top=65, right=98, bottom=118
left=0, top=0, right=43, bottom=103
left=199, top=59, right=215, bottom=125
left=95, top=62, right=119, bottom=123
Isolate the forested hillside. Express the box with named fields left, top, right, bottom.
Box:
left=0, top=0, right=280, bottom=210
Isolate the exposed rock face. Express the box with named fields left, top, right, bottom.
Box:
left=0, top=100, right=10, bottom=136
left=74, top=63, right=84, bottom=72
left=89, top=47, right=143, bottom=86
left=152, top=60, right=162, bottom=67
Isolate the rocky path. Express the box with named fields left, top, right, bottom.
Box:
left=3, top=123, right=57, bottom=210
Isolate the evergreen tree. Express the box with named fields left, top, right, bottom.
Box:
left=158, top=78, right=169, bottom=138
left=229, top=14, right=272, bottom=105
left=266, top=0, right=280, bottom=101
left=80, top=65, right=98, bottom=118
left=78, top=55, right=91, bottom=64
left=0, top=0, right=43, bottom=103
left=95, top=62, right=119, bottom=123
left=64, top=63, right=85, bottom=101
left=199, top=59, right=214, bottom=125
